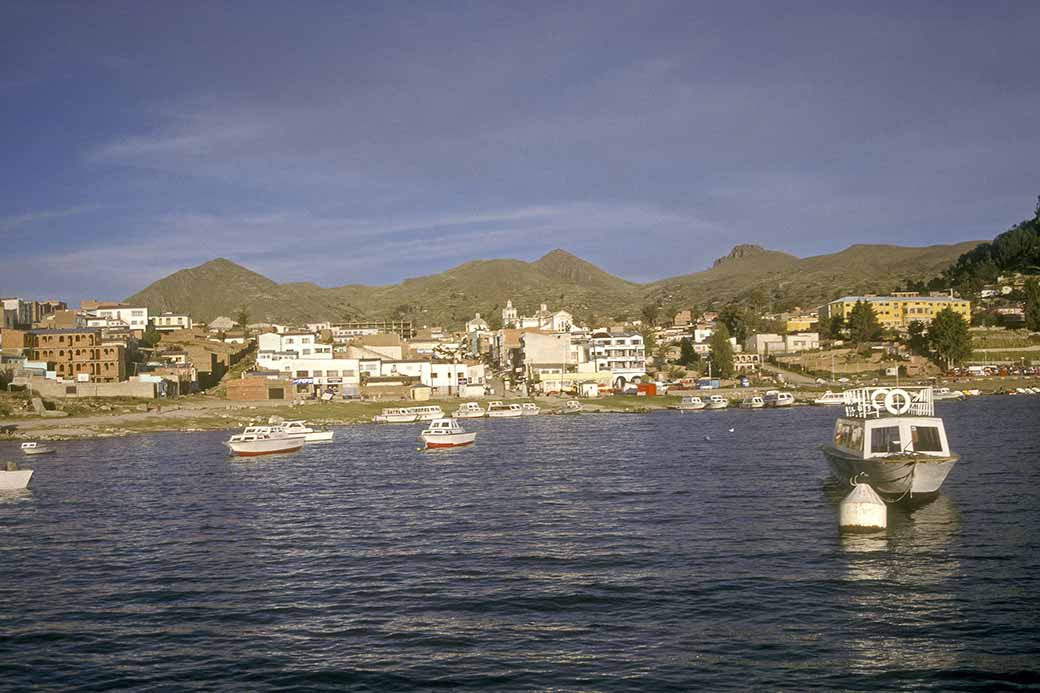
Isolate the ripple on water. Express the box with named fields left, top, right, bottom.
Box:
left=1, top=397, right=1039, bottom=690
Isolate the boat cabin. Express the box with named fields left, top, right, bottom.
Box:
left=680, top=396, right=704, bottom=405
left=832, top=417, right=951, bottom=459
left=831, top=387, right=951, bottom=459
left=423, top=418, right=465, bottom=435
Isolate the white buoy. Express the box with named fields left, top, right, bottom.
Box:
left=839, top=483, right=887, bottom=532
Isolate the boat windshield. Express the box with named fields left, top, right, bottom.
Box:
left=870, top=426, right=902, bottom=454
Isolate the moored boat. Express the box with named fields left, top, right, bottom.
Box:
left=740, top=396, right=765, bottom=409
left=677, top=395, right=706, bottom=411
left=0, top=462, right=33, bottom=490
left=706, top=395, right=729, bottom=410
left=521, top=402, right=540, bottom=416
left=820, top=387, right=958, bottom=499
left=373, top=408, right=419, bottom=424
left=564, top=400, right=583, bottom=413
left=225, top=430, right=304, bottom=457
left=20, top=442, right=55, bottom=455
left=454, top=402, right=487, bottom=418
left=419, top=418, right=477, bottom=449
left=763, top=390, right=795, bottom=407
left=813, top=390, right=844, bottom=406
left=486, top=401, right=524, bottom=418
left=932, top=387, right=965, bottom=401
left=412, top=406, right=445, bottom=422
left=279, top=420, right=334, bottom=443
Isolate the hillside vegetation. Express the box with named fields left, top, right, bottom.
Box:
left=127, top=242, right=983, bottom=327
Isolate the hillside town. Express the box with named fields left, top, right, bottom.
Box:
left=2, top=269, right=1038, bottom=417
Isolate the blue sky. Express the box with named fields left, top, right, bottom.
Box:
left=2, top=1, right=1038, bottom=302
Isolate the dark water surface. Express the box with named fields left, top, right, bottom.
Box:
left=2, top=398, right=1039, bottom=690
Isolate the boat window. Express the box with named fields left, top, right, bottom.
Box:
left=911, top=426, right=943, bottom=452
left=871, top=426, right=902, bottom=454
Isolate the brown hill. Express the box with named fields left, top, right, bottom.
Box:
left=126, top=241, right=984, bottom=326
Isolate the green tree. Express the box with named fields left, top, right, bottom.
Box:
left=1024, top=278, right=1040, bottom=331
left=678, top=337, right=698, bottom=366
left=826, top=313, right=846, bottom=339
left=641, top=304, right=660, bottom=327
left=719, top=304, right=760, bottom=343
left=847, top=300, right=882, bottom=342
left=139, top=322, right=161, bottom=348
left=927, top=307, right=972, bottom=370
left=236, top=308, right=250, bottom=330
left=708, top=323, right=735, bottom=378
left=906, top=320, right=929, bottom=356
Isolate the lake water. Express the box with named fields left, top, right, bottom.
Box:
left=2, top=398, right=1039, bottom=690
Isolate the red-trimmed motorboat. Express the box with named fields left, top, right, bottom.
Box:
left=419, top=418, right=477, bottom=449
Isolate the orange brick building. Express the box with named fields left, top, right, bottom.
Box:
left=27, top=328, right=127, bottom=382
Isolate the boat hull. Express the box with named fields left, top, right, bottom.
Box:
left=706, top=403, right=728, bottom=410
left=301, top=430, right=334, bottom=443
left=454, top=410, right=486, bottom=418
left=0, top=470, right=33, bottom=490
left=421, top=432, right=477, bottom=448
left=21, top=447, right=55, bottom=455
left=821, top=444, right=958, bottom=497
left=487, top=410, right=523, bottom=418
left=226, top=441, right=304, bottom=456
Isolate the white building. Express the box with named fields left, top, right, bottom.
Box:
left=92, top=306, right=149, bottom=331
left=466, top=313, right=489, bottom=333
left=256, top=332, right=332, bottom=369
left=589, top=330, right=646, bottom=387
left=152, top=312, right=193, bottom=332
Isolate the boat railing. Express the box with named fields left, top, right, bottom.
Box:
left=842, top=386, right=934, bottom=418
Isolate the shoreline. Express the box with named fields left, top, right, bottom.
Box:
left=2, top=380, right=1038, bottom=441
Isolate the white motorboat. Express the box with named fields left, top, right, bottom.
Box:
left=419, top=418, right=477, bottom=449
left=245, top=421, right=333, bottom=443
left=453, top=402, right=487, bottom=418
left=740, top=396, right=765, bottom=409
left=521, top=402, right=540, bottom=416
left=487, top=401, right=524, bottom=418
left=373, top=408, right=419, bottom=424
left=763, top=390, right=795, bottom=407
left=932, top=387, right=965, bottom=401
left=564, top=400, right=583, bottom=413
left=677, top=395, right=706, bottom=411
left=813, top=390, right=845, bottom=406
left=962, top=389, right=981, bottom=397
left=225, top=430, right=303, bottom=457
left=412, top=406, right=445, bottom=422
left=706, top=395, right=729, bottom=410
left=1, top=462, right=32, bottom=490
left=20, top=442, right=55, bottom=455
left=820, top=387, right=958, bottom=499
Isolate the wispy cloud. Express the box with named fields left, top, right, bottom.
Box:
left=0, top=205, right=98, bottom=232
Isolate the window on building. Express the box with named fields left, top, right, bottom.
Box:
left=296, top=370, right=308, bottom=378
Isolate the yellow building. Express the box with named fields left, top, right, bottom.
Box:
left=785, top=316, right=818, bottom=332
left=819, top=293, right=971, bottom=330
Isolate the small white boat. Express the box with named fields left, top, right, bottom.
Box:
left=487, top=401, right=524, bottom=418
left=706, top=395, right=729, bottom=410
left=20, top=442, right=55, bottom=455
left=245, top=421, right=333, bottom=443
left=521, top=402, right=540, bottom=416
left=677, top=395, right=706, bottom=411
left=412, top=405, right=445, bottom=421
left=453, top=402, right=486, bottom=418
left=419, top=418, right=477, bottom=449
left=373, top=408, right=419, bottom=424
left=225, top=430, right=303, bottom=457
left=932, top=387, right=965, bottom=401
left=740, top=396, right=765, bottom=409
left=564, top=400, right=583, bottom=413
left=813, top=391, right=845, bottom=406
left=763, top=390, right=795, bottom=407
left=963, top=389, right=981, bottom=397
left=1, top=462, right=33, bottom=490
